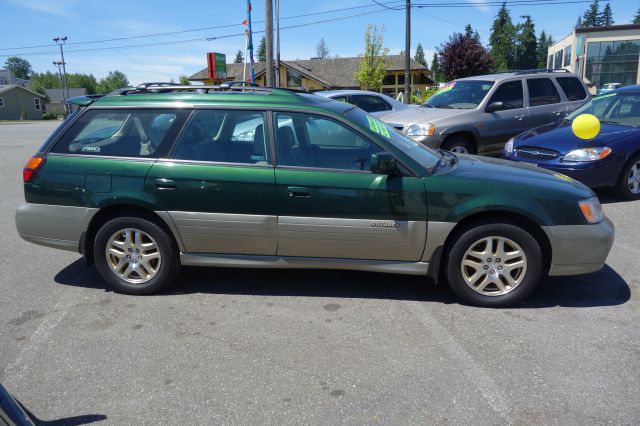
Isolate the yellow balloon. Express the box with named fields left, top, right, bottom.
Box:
left=572, top=113, right=601, bottom=140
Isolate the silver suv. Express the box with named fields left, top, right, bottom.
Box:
left=379, top=70, right=590, bottom=155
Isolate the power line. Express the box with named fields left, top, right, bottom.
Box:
left=0, top=1, right=405, bottom=52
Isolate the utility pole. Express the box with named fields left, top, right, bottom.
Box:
left=404, top=0, right=411, bottom=104
left=53, top=37, right=70, bottom=103
left=275, top=0, right=281, bottom=87
left=53, top=61, right=66, bottom=114
left=265, top=0, right=274, bottom=87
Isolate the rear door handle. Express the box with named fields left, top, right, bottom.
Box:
left=514, top=114, right=525, bottom=121
left=154, top=178, right=177, bottom=190
left=287, top=186, right=311, bottom=198
left=552, top=110, right=564, bottom=117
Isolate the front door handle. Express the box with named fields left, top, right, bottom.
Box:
left=552, top=110, right=564, bottom=117
left=287, top=186, right=311, bottom=198
left=514, top=114, right=525, bottom=121
left=154, top=178, right=177, bottom=190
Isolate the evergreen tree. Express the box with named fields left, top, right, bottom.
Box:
left=575, top=16, right=583, bottom=28
left=234, top=50, right=244, bottom=63
left=430, top=52, right=443, bottom=82
left=489, top=2, right=516, bottom=71
left=414, top=43, right=427, bottom=66
left=257, top=36, right=266, bottom=62
left=536, top=31, right=551, bottom=68
left=581, top=0, right=601, bottom=27
left=601, top=3, right=614, bottom=26
left=634, top=7, right=640, bottom=24
left=514, top=16, right=537, bottom=70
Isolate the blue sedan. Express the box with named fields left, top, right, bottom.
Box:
left=501, top=85, right=640, bottom=199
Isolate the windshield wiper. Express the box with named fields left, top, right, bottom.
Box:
left=436, top=105, right=453, bottom=109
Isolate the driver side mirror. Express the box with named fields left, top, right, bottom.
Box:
left=370, top=152, right=397, bottom=175
left=487, top=101, right=504, bottom=112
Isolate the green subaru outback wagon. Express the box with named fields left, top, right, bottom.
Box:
left=16, top=84, right=614, bottom=307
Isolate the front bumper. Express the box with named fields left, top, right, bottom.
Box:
left=15, top=203, right=98, bottom=252
left=409, top=134, right=445, bottom=149
left=542, top=217, right=614, bottom=276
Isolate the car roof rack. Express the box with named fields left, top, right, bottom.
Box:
left=513, top=68, right=571, bottom=75
left=114, top=81, right=308, bottom=96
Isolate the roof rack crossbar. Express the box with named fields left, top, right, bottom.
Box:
left=513, top=68, right=571, bottom=75
left=116, top=81, right=306, bottom=96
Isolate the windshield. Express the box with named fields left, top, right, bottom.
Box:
left=423, top=80, right=494, bottom=109
left=345, top=108, right=441, bottom=171
left=566, top=92, right=640, bottom=127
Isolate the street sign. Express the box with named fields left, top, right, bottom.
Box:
left=207, top=52, right=227, bottom=81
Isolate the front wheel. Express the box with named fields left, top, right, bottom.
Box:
left=93, top=216, right=180, bottom=295
left=441, top=135, right=474, bottom=154
left=616, top=154, right=640, bottom=200
left=445, top=222, right=542, bottom=307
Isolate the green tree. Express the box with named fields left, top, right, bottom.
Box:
left=536, top=31, right=552, bottom=68
left=634, top=7, right=640, bottom=24
left=575, top=16, right=584, bottom=28
left=464, top=24, right=481, bottom=42
left=31, top=71, right=98, bottom=94
left=489, top=2, right=516, bottom=71
left=581, top=0, right=601, bottom=27
left=4, top=56, right=32, bottom=79
left=179, top=75, right=191, bottom=85
left=431, top=52, right=444, bottom=82
left=97, top=70, right=129, bottom=93
left=514, top=16, right=537, bottom=70
left=601, top=3, right=614, bottom=25
left=316, top=38, right=330, bottom=59
left=354, top=25, right=389, bottom=91
left=414, top=43, right=427, bottom=66
left=257, top=36, right=266, bottom=62
left=438, top=31, right=494, bottom=80
left=234, top=50, right=244, bottom=63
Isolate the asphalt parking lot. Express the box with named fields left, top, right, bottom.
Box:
left=1, top=121, right=638, bottom=425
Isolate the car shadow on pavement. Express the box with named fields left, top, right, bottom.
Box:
left=55, top=259, right=630, bottom=308
left=594, top=188, right=627, bottom=204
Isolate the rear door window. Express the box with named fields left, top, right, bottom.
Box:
left=171, top=110, right=268, bottom=165
left=52, top=109, right=187, bottom=157
left=556, top=77, right=587, bottom=101
left=351, top=95, right=392, bottom=113
left=527, top=78, right=561, bottom=106
left=487, top=80, right=524, bottom=110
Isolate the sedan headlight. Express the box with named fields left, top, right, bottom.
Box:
left=504, top=137, right=514, bottom=153
left=578, top=196, right=604, bottom=224
left=406, top=123, right=436, bottom=137
left=563, top=147, right=612, bottom=162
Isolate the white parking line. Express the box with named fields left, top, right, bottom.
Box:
left=403, top=300, right=513, bottom=421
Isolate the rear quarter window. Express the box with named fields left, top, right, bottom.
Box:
left=556, top=77, right=587, bottom=101
left=51, top=109, right=188, bottom=158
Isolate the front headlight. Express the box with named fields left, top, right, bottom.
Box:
left=504, top=137, right=514, bottom=153
left=578, top=196, right=604, bottom=224
left=406, top=123, right=436, bottom=137
left=563, top=147, right=612, bottom=162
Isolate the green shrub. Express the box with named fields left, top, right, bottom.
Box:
left=42, top=112, right=58, bottom=120
left=411, top=87, right=439, bottom=105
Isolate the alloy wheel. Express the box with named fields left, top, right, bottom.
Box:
left=627, top=161, right=640, bottom=194
left=105, top=228, right=161, bottom=284
left=460, top=236, right=527, bottom=296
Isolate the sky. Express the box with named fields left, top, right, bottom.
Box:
left=0, top=0, right=638, bottom=85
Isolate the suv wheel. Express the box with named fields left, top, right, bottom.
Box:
left=445, top=222, right=542, bottom=307
left=442, top=135, right=474, bottom=154
left=616, top=154, right=640, bottom=200
left=94, top=216, right=180, bottom=295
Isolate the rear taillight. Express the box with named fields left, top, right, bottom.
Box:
left=23, top=156, right=45, bottom=183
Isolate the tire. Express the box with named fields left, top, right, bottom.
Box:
left=441, top=135, right=475, bottom=154
left=445, top=222, right=542, bottom=307
left=615, top=154, right=640, bottom=200
left=93, top=216, right=180, bottom=295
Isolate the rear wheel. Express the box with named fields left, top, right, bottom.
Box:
left=94, top=216, right=180, bottom=295
left=445, top=222, right=542, bottom=307
left=441, top=134, right=475, bottom=154
left=616, top=154, right=640, bottom=200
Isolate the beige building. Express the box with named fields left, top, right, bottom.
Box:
left=188, top=55, right=433, bottom=97
left=547, top=24, right=640, bottom=89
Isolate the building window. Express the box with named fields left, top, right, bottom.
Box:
left=563, top=45, right=572, bottom=67
left=0, top=97, right=4, bottom=108
left=585, top=39, right=640, bottom=88
left=382, top=74, right=395, bottom=85
left=34, top=98, right=41, bottom=111
left=397, top=74, right=405, bottom=85
left=554, top=50, right=563, bottom=69
left=286, top=69, right=301, bottom=87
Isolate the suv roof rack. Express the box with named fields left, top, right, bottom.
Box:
left=513, top=68, right=571, bottom=75
left=114, top=81, right=308, bottom=96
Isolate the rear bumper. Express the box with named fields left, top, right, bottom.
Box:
left=15, top=203, right=98, bottom=252
left=542, top=217, right=614, bottom=276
